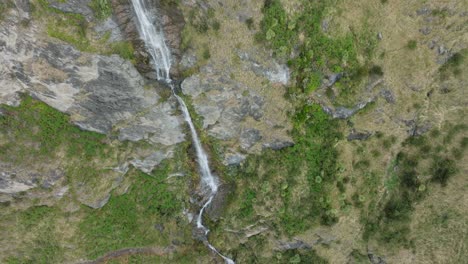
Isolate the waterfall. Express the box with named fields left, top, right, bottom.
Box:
left=130, top=1, right=234, bottom=263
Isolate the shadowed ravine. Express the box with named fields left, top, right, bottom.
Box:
left=130, top=0, right=234, bottom=263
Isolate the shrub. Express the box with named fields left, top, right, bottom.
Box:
left=245, top=18, right=254, bottom=30
left=430, top=157, right=457, bottom=186
left=202, top=47, right=211, bottom=60
left=406, top=40, right=417, bottom=50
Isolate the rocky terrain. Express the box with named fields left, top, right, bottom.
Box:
left=0, top=0, right=467, bottom=263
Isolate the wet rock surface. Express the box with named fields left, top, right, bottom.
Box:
left=111, top=0, right=185, bottom=77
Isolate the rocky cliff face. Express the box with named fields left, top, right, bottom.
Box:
left=0, top=0, right=294, bottom=206
left=0, top=8, right=186, bottom=142
left=0, top=3, right=186, bottom=207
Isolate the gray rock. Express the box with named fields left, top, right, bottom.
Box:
left=416, top=6, right=431, bottom=16
left=263, top=140, right=294, bottom=150
left=13, top=0, right=31, bottom=20
left=403, top=119, right=432, bottom=136
left=0, top=171, right=35, bottom=194
left=94, top=16, right=124, bottom=42
left=377, top=32, right=383, bottom=40
left=0, top=18, right=185, bottom=147
left=223, top=152, right=246, bottom=165
left=334, top=107, right=357, bottom=119
left=180, top=52, right=197, bottom=69
left=181, top=75, right=205, bottom=97
left=195, top=104, right=222, bottom=128
left=86, top=193, right=111, bottom=209
left=154, top=223, right=165, bottom=233
left=419, top=27, right=432, bottom=35
left=326, top=73, right=343, bottom=87
left=240, top=128, right=262, bottom=150
left=438, top=45, right=446, bottom=55
left=130, top=150, right=172, bottom=174
left=320, top=97, right=376, bottom=119
left=321, top=19, right=329, bottom=32
left=368, top=252, right=386, bottom=264
left=428, top=40, right=437, bottom=49
left=347, top=130, right=372, bottom=141
left=238, top=50, right=290, bottom=85
left=380, top=89, right=395, bottom=103
left=278, top=239, right=311, bottom=251
left=119, top=100, right=185, bottom=146
left=49, top=0, right=94, bottom=22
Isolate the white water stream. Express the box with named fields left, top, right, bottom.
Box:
left=130, top=1, right=234, bottom=263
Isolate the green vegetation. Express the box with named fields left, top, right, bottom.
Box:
left=245, top=18, right=255, bottom=30
left=18, top=206, right=57, bottom=230
left=89, top=0, right=112, bottom=20
left=274, top=249, right=328, bottom=263
left=109, top=41, right=135, bottom=61
left=32, top=0, right=135, bottom=59
left=0, top=94, right=109, bottom=161
left=202, top=47, right=211, bottom=60
left=80, top=165, right=184, bottom=259
left=440, top=50, right=465, bottom=79
left=34, top=0, right=91, bottom=51
left=223, top=104, right=342, bottom=237
left=4, top=206, right=64, bottom=264
left=406, top=40, right=417, bottom=50
left=0, top=1, right=14, bottom=21
left=362, top=124, right=464, bottom=247
left=187, top=7, right=219, bottom=33
left=258, top=0, right=377, bottom=97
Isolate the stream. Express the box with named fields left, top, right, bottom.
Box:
left=130, top=0, right=234, bottom=263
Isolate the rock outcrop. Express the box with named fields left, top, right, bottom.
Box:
left=0, top=7, right=185, bottom=207
left=181, top=66, right=293, bottom=164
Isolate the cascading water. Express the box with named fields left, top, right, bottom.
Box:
left=130, top=1, right=234, bottom=263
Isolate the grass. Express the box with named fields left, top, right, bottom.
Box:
left=0, top=94, right=109, bottom=161
left=221, top=104, right=342, bottom=238
left=3, top=206, right=64, bottom=264
left=79, top=165, right=184, bottom=259
left=89, top=0, right=112, bottom=20
left=258, top=0, right=377, bottom=98
left=362, top=124, right=464, bottom=248
left=0, top=1, right=14, bottom=21
left=34, top=0, right=91, bottom=51
left=109, top=41, right=135, bottom=61
left=439, top=50, right=465, bottom=79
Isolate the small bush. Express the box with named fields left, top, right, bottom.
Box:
left=202, top=47, right=211, bottom=60
left=406, top=40, right=417, bottom=50
left=430, top=157, right=456, bottom=186
left=369, top=65, right=384, bottom=76
left=245, top=18, right=255, bottom=30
